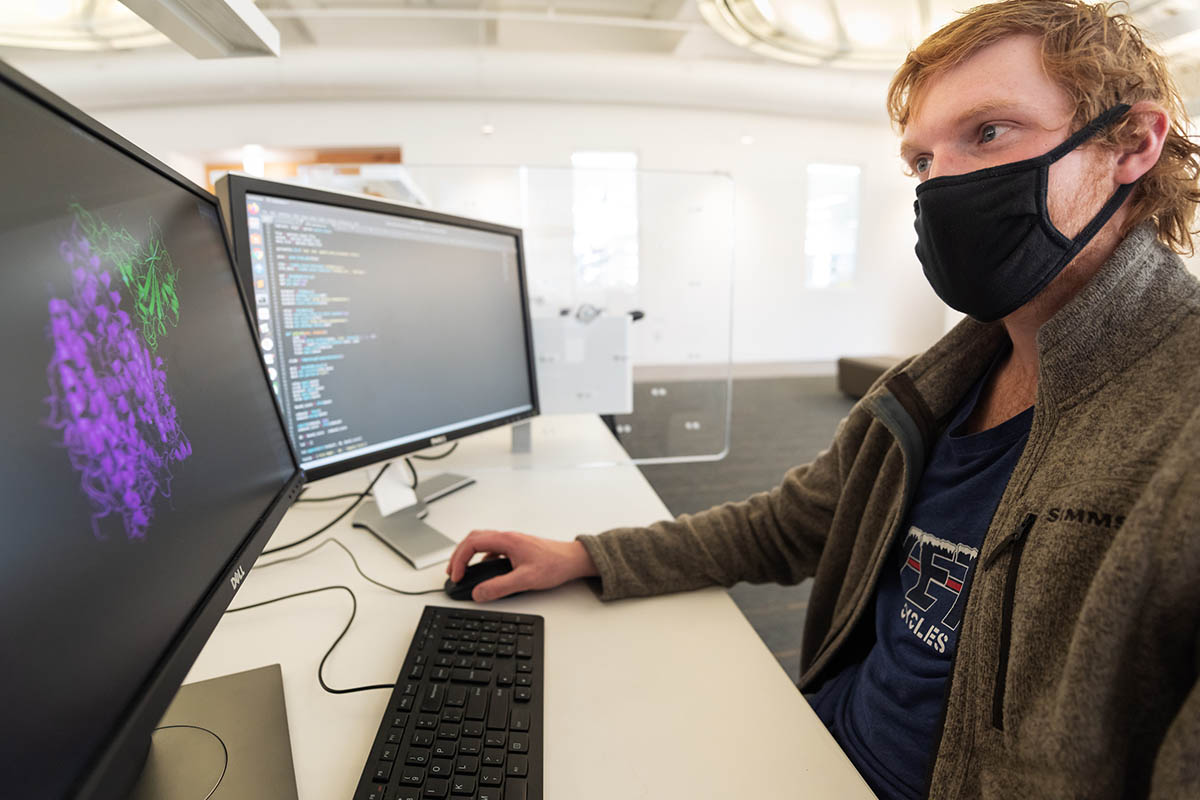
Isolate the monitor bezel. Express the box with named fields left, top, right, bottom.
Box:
left=217, top=173, right=541, bottom=482
left=0, top=60, right=307, bottom=800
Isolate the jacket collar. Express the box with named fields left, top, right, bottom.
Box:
left=896, top=223, right=1199, bottom=425
left=1036, top=222, right=1199, bottom=409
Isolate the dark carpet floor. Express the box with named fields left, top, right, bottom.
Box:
left=622, top=375, right=857, bottom=683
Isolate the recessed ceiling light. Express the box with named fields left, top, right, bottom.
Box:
left=481, top=124, right=496, bottom=136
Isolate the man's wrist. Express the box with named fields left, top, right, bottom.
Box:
left=568, top=539, right=599, bottom=581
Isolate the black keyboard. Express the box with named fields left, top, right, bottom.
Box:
left=354, top=605, right=544, bottom=800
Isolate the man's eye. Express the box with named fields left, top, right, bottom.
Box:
left=980, top=123, right=1006, bottom=143
left=914, top=156, right=932, bottom=174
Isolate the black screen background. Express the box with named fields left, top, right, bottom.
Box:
left=0, top=84, right=296, bottom=798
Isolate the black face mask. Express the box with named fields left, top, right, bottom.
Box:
left=913, top=104, right=1136, bottom=323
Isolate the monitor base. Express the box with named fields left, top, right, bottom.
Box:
left=352, top=472, right=473, bottom=570
left=127, top=664, right=298, bottom=800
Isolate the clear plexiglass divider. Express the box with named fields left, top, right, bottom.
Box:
left=295, top=163, right=735, bottom=469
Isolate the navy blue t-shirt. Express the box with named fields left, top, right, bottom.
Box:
left=806, top=353, right=1033, bottom=799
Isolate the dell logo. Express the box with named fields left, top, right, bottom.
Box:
left=230, top=565, right=247, bottom=591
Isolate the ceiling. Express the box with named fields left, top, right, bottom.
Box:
left=2, top=1, right=1200, bottom=119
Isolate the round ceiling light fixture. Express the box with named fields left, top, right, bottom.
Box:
left=697, top=0, right=954, bottom=70
left=0, top=0, right=167, bottom=51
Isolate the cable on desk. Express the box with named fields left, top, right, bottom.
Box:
left=256, top=536, right=444, bottom=598
left=294, top=491, right=365, bottom=504
left=261, top=463, right=395, bottom=556
left=410, top=442, right=458, bottom=461
left=226, top=585, right=396, bottom=694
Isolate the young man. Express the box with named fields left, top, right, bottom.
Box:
left=447, top=2, right=1200, bottom=796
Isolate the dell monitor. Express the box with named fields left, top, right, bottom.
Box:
left=215, top=174, right=539, bottom=566
left=0, top=62, right=304, bottom=799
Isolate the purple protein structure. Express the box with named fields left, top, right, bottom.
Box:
left=45, top=221, right=192, bottom=541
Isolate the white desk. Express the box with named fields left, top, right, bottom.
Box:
left=187, top=415, right=876, bottom=799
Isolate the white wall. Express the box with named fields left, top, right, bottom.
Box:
left=88, top=99, right=946, bottom=368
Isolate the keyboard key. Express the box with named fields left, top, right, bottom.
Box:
left=441, top=707, right=463, bottom=724
left=398, top=696, right=415, bottom=711
left=406, top=750, right=430, bottom=766
left=455, top=755, right=479, bottom=774
left=482, top=748, right=505, bottom=767
left=509, top=734, right=529, bottom=754
left=506, top=756, right=528, bottom=777
left=506, top=779, right=528, bottom=800
left=428, top=758, right=454, bottom=777
left=451, top=668, right=491, bottom=684
left=477, top=788, right=501, bottom=800
left=446, top=686, right=468, bottom=707
left=438, top=723, right=461, bottom=740
left=421, top=684, right=445, bottom=713
left=484, top=731, right=506, bottom=748
left=462, top=721, right=484, bottom=738
left=372, top=762, right=393, bottom=782
left=510, top=708, right=530, bottom=732
left=391, top=714, right=411, bottom=728
left=432, top=740, right=457, bottom=759
left=408, top=664, right=424, bottom=680
left=423, top=778, right=449, bottom=798
left=479, top=766, right=504, bottom=786
left=411, top=732, right=434, bottom=748
left=402, top=682, right=419, bottom=696
left=416, top=714, right=439, bottom=730
left=393, top=790, right=420, bottom=800
left=513, top=688, right=532, bottom=703
left=363, top=783, right=388, bottom=800
left=466, top=687, right=488, bottom=720
left=381, top=744, right=398, bottom=761
left=431, top=667, right=452, bottom=682
left=486, top=689, right=509, bottom=730
left=516, top=663, right=532, bottom=674
left=515, top=675, right=532, bottom=688
left=459, top=737, right=482, bottom=755
left=450, top=775, right=476, bottom=795
left=400, top=766, right=424, bottom=785
left=386, top=730, right=406, bottom=745
left=516, top=637, right=533, bottom=659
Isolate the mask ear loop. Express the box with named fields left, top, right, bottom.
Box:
left=1040, top=103, right=1132, bottom=165
left=1008, top=106, right=1139, bottom=317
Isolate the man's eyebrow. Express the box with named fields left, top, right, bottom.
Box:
left=899, top=100, right=1031, bottom=161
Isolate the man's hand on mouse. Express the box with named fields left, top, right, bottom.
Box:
left=446, top=530, right=599, bottom=603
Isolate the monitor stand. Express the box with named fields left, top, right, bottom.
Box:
left=352, top=472, right=475, bottom=570
left=127, top=664, right=298, bottom=800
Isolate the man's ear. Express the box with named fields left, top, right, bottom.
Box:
left=1114, top=100, right=1169, bottom=185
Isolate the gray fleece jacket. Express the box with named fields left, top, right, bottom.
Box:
left=578, top=223, right=1200, bottom=799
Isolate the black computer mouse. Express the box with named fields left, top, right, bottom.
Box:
left=444, top=557, right=516, bottom=601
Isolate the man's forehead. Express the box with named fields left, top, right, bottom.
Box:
left=899, top=34, right=1070, bottom=150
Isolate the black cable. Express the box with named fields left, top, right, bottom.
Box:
left=410, top=442, right=459, bottom=460
left=256, top=536, right=444, bottom=598
left=294, top=491, right=365, bottom=503
left=239, top=536, right=443, bottom=694
left=226, top=585, right=393, bottom=694
left=260, top=463, right=393, bottom=556
left=404, top=456, right=418, bottom=490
